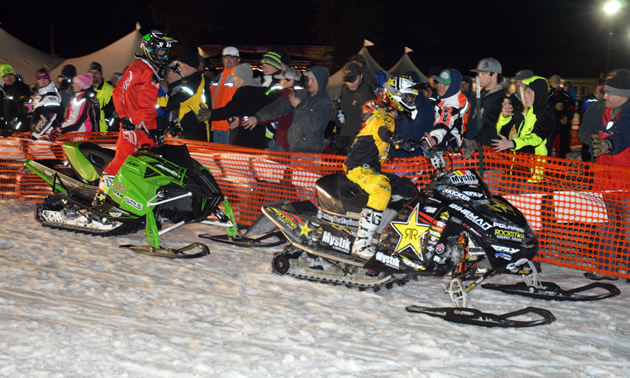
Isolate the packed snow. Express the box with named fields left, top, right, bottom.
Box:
left=0, top=199, right=628, bottom=377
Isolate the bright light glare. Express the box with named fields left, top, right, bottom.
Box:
left=604, top=0, right=621, bottom=15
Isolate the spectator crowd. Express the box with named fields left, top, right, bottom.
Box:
left=1, top=31, right=629, bottom=171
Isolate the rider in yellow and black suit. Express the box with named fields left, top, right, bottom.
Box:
left=345, top=76, right=420, bottom=259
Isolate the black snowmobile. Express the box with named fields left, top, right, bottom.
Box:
left=243, top=144, right=620, bottom=327
left=25, top=139, right=238, bottom=258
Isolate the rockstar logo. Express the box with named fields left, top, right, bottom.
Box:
left=391, top=204, right=430, bottom=258
left=299, top=221, right=312, bottom=237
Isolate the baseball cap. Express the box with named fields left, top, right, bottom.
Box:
left=549, top=75, right=562, bottom=85
left=343, top=62, right=362, bottom=83
left=471, top=57, right=502, bottom=74
left=222, top=46, right=239, bottom=57
left=434, top=69, right=452, bottom=85
left=512, top=69, right=534, bottom=81
left=89, top=62, right=103, bottom=74
left=273, top=67, right=302, bottom=81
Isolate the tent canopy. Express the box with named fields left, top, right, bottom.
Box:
left=0, top=28, right=63, bottom=85
left=49, top=25, right=143, bottom=84
left=387, top=47, right=428, bottom=83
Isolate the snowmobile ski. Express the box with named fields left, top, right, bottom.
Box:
left=481, top=281, right=621, bottom=301
left=405, top=305, right=556, bottom=328
left=120, top=242, right=210, bottom=259
left=200, top=230, right=286, bottom=248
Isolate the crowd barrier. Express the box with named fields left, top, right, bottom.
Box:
left=1, top=132, right=628, bottom=280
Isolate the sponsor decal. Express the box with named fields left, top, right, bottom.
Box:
left=299, top=221, right=312, bottom=237
left=390, top=204, right=430, bottom=259
left=436, top=243, right=445, bottom=254
left=321, top=231, right=351, bottom=252
left=317, top=210, right=360, bottom=227
left=125, top=197, right=143, bottom=211
left=462, top=190, right=484, bottom=198
left=112, top=187, right=124, bottom=199
left=486, top=201, right=515, bottom=214
left=448, top=203, right=492, bottom=230
left=423, top=206, right=437, bottom=214
left=492, top=222, right=525, bottom=233
left=375, top=251, right=400, bottom=269
left=401, top=257, right=425, bottom=270
left=271, top=208, right=297, bottom=229
left=494, top=229, right=524, bottom=241
left=441, top=187, right=471, bottom=201
left=449, top=171, right=478, bottom=185
left=155, top=164, right=181, bottom=179
left=491, top=245, right=520, bottom=254
left=495, top=253, right=512, bottom=260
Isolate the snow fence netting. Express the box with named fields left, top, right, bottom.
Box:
left=0, top=132, right=628, bottom=280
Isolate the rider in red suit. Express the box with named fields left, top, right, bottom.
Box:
left=93, top=30, right=177, bottom=206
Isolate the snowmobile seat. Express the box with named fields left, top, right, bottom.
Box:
left=316, top=174, right=368, bottom=216
left=78, top=142, right=115, bottom=176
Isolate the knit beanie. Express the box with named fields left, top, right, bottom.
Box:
left=0, top=64, right=16, bottom=77
left=605, top=69, right=630, bottom=97
left=178, top=51, right=201, bottom=69
left=61, top=64, right=77, bottom=79
left=36, top=68, right=51, bottom=81
left=260, top=52, right=283, bottom=71
left=73, top=73, right=93, bottom=90
left=233, top=63, right=259, bottom=87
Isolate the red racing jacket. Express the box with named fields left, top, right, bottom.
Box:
left=113, top=58, right=161, bottom=130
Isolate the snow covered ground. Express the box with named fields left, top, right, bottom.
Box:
left=0, top=199, right=628, bottom=377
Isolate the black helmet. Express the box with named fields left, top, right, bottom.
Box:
left=140, top=30, right=177, bottom=72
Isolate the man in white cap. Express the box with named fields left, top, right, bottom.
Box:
left=209, top=46, right=240, bottom=144
left=463, top=57, right=508, bottom=158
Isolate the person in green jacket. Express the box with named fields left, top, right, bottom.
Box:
left=492, top=76, right=555, bottom=156
left=492, top=76, right=555, bottom=183
left=88, top=62, right=114, bottom=132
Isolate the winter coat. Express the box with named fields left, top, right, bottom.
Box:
left=390, top=93, right=434, bottom=158
left=113, top=58, right=161, bottom=130
left=496, top=76, right=555, bottom=156
left=211, top=85, right=272, bottom=149
left=466, top=78, right=508, bottom=146
left=344, top=108, right=395, bottom=173
left=210, top=66, right=237, bottom=132
left=93, top=80, right=115, bottom=132
left=596, top=99, right=630, bottom=167
left=61, top=89, right=99, bottom=133
left=339, top=75, right=376, bottom=152
left=160, top=71, right=211, bottom=142
left=256, top=66, right=333, bottom=153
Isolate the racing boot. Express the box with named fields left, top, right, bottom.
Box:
left=351, top=207, right=382, bottom=259
left=92, top=173, right=114, bottom=207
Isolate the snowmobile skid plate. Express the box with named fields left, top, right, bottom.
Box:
left=120, top=242, right=210, bottom=259
left=481, top=281, right=621, bottom=301
left=406, top=305, right=556, bottom=328
left=199, top=230, right=286, bottom=248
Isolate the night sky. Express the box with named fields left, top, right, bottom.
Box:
left=3, top=0, right=629, bottom=78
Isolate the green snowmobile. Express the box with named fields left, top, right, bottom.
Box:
left=25, top=141, right=238, bottom=258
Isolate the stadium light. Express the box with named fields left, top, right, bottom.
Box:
left=604, top=1, right=621, bottom=15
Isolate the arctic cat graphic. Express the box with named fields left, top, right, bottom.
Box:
left=25, top=141, right=237, bottom=258
left=246, top=144, right=619, bottom=327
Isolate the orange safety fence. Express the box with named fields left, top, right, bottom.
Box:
left=1, top=132, right=628, bottom=280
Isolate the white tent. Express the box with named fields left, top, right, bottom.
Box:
left=49, top=24, right=143, bottom=84
left=327, top=40, right=387, bottom=99
left=0, top=28, right=63, bottom=85
left=387, top=47, right=428, bottom=83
